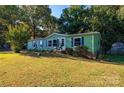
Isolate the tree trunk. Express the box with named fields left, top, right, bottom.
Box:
left=32, top=22, right=36, bottom=39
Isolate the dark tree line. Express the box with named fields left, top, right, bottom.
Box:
left=0, top=5, right=58, bottom=49
left=58, top=5, right=124, bottom=53
left=0, top=5, right=124, bottom=54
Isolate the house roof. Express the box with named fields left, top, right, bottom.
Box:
left=28, top=32, right=100, bottom=42
left=67, top=32, right=100, bottom=37
left=45, top=33, right=67, bottom=39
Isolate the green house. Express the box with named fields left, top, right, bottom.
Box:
left=27, top=32, right=101, bottom=55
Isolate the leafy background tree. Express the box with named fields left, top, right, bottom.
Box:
left=58, top=5, right=124, bottom=54
left=0, top=5, right=124, bottom=54
left=89, top=6, right=121, bottom=53
left=7, top=23, right=30, bottom=52
left=0, top=5, right=20, bottom=48
left=58, top=5, right=90, bottom=34
left=0, top=5, right=58, bottom=51
left=19, top=5, right=58, bottom=39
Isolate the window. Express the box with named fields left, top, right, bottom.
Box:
left=40, top=40, right=43, bottom=47
left=53, top=40, right=57, bottom=46
left=48, top=40, right=52, bottom=47
left=74, top=38, right=81, bottom=46
left=33, top=41, right=37, bottom=48
left=61, top=39, right=64, bottom=46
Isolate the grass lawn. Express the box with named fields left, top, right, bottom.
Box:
left=0, top=52, right=124, bottom=87
left=103, top=54, right=124, bottom=64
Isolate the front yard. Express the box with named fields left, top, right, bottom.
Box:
left=0, top=52, right=124, bottom=87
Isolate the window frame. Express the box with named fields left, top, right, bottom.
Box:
left=33, top=41, right=37, bottom=48
left=73, top=37, right=82, bottom=46
left=48, top=40, right=52, bottom=47
left=61, top=39, right=64, bottom=46
left=53, top=39, right=58, bottom=47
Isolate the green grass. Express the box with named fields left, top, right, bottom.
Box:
left=0, top=52, right=124, bottom=87
left=103, top=54, right=124, bottom=63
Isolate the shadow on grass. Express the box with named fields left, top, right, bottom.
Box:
left=1, top=50, right=124, bottom=66
left=0, top=51, right=14, bottom=54
left=20, top=51, right=124, bottom=66
left=99, top=54, right=124, bottom=65
left=20, top=51, right=79, bottom=61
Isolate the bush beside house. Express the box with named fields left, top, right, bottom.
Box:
left=74, top=46, right=96, bottom=59
left=62, top=46, right=96, bottom=59
left=7, top=23, right=30, bottom=53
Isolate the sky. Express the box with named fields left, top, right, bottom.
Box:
left=49, top=5, right=70, bottom=18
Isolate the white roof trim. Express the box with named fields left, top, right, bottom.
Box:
left=67, top=32, right=100, bottom=37
left=44, top=33, right=67, bottom=39
left=28, top=32, right=100, bottom=41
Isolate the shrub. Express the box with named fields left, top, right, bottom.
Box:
left=11, top=43, right=21, bottom=53
left=49, top=50, right=54, bottom=53
left=65, top=48, right=73, bottom=55
left=75, top=46, right=88, bottom=55
left=97, top=54, right=105, bottom=59
left=6, top=23, right=30, bottom=53
left=41, top=50, right=47, bottom=52
left=61, top=50, right=66, bottom=54
left=74, top=46, right=93, bottom=58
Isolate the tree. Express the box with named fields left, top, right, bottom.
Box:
left=36, top=16, right=59, bottom=37
left=0, top=5, right=20, bottom=25
left=0, top=5, right=20, bottom=48
left=0, top=23, right=7, bottom=48
left=0, top=5, right=58, bottom=49
left=59, top=5, right=124, bottom=54
left=116, top=6, right=124, bottom=42
left=58, top=5, right=90, bottom=34
left=89, top=6, right=121, bottom=53
left=20, top=5, right=56, bottom=39
left=7, top=23, right=30, bottom=52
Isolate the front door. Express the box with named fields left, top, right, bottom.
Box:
left=59, top=38, right=65, bottom=50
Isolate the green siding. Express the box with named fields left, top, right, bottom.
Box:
left=65, top=35, right=95, bottom=53
left=84, top=35, right=94, bottom=53
left=84, top=34, right=100, bottom=54
left=27, top=32, right=101, bottom=55
left=94, top=34, right=101, bottom=53
left=66, top=37, right=72, bottom=48
left=65, top=33, right=101, bottom=54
